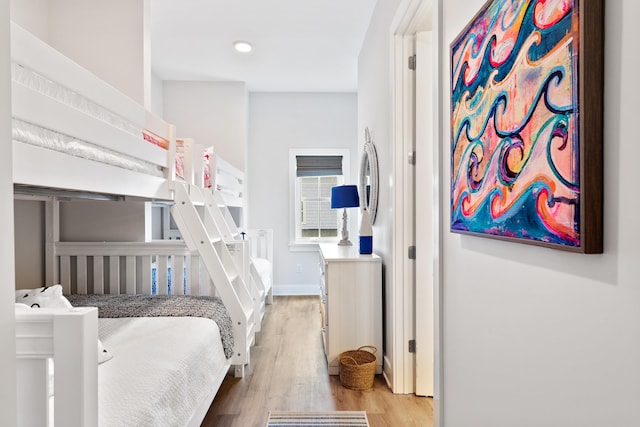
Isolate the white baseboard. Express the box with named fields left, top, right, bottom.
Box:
left=383, top=354, right=393, bottom=390
left=273, top=284, right=320, bottom=296
left=433, top=396, right=441, bottom=427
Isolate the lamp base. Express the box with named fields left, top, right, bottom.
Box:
left=337, top=208, right=352, bottom=246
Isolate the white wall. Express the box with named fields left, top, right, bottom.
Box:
left=440, top=1, right=640, bottom=426
left=248, top=93, right=357, bottom=295
left=150, top=71, right=164, bottom=117
left=357, top=0, right=402, bottom=385
left=10, top=0, right=49, bottom=41
left=163, top=81, right=247, bottom=171
left=1, top=0, right=16, bottom=422
left=46, top=0, right=147, bottom=104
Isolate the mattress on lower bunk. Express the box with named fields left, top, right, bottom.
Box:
left=98, top=316, right=228, bottom=427
left=252, top=257, right=272, bottom=288
left=67, top=294, right=234, bottom=359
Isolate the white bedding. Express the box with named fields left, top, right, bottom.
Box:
left=97, top=317, right=228, bottom=427
left=12, top=119, right=164, bottom=177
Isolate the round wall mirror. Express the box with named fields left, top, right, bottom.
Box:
left=359, top=127, right=379, bottom=224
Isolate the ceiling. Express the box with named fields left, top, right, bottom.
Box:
left=150, top=0, right=378, bottom=93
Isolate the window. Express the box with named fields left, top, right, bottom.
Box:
left=290, top=149, right=350, bottom=244
left=299, top=175, right=339, bottom=239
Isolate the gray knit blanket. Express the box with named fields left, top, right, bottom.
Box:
left=67, top=294, right=234, bottom=359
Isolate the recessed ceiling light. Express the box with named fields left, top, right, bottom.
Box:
left=234, top=41, right=253, bottom=53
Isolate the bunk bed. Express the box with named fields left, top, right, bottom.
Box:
left=10, top=22, right=256, bottom=427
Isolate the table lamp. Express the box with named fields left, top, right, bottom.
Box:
left=331, top=185, right=359, bottom=246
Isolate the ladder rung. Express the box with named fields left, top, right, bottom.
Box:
left=228, top=272, right=239, bottom=284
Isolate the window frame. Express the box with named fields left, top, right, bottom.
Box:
left=289, top=148, right=350, bottom=247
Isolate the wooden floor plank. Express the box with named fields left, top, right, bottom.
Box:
left=201, top=296, right=432, bottom=427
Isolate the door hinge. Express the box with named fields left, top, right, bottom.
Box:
left=408, top=245, right=416, bottom=260
left=408, top=54, right=417, bottom=70
left=409, top=339, right=416, bottom=353
left=408, top=151, right=416, bottom=165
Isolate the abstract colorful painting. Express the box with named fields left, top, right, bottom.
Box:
left=450, top=0, right=603, bottom=252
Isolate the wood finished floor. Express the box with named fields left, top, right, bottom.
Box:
left=201, top=295, right=433, bottom=427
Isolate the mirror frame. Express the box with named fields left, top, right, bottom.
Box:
left=359, top=127, right=379, bottom=224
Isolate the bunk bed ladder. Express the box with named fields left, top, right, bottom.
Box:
left=212, top=190, right=242, bottom=239
left=204, top=190, right=269, bottom=332
left=171, top=182, right=255, bottom=377
left=208, top=190, right=240, bottom=241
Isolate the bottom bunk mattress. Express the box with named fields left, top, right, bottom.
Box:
left=97, top=316, right=229, bottom=427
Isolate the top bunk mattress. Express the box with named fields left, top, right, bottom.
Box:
left=98, top=317, right=228, bottom=427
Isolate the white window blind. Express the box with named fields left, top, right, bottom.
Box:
left=299, top=176, right=338, bottom=238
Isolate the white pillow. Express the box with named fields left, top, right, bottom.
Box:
left=15, top=285, right=113, bottom=364
left=15, top=284, right=71, bottom=308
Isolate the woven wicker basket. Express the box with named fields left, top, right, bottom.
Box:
left=338, top=346, right=377, bottom=391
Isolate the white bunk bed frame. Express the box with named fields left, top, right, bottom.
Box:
left=10, top=22, right=263, bottom=427
left=11, top=24, right=174, bottom=200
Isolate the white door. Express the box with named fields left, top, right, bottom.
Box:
left=415, top=30, right=434, bottom=397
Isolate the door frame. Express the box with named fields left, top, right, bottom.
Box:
left=391, top=31, right=417, bottom=395
left=391, top=0, right=443, bottom=424
left=415, top=30, right=434, bottom=398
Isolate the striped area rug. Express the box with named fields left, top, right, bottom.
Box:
left=266, top=411, right=369, bottom=426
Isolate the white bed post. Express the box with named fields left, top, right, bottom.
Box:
left=180, top=138, right=196, bottom=186
left=16, top=307, right=98, bottom=427
left=53, top=308, right=98, bottom=427
left=45, top=197, right=60, bottom=286
left=193, top=143, right=205, bottom=189
left=167, top=123, right=177, bottom=183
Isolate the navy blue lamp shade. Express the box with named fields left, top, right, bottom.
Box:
left=331, top=185, right=360, bottom=209
left=331, top=185, right=359, bottom=246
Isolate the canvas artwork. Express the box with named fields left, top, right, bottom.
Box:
left=450, top=0, right=603, bottom=252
